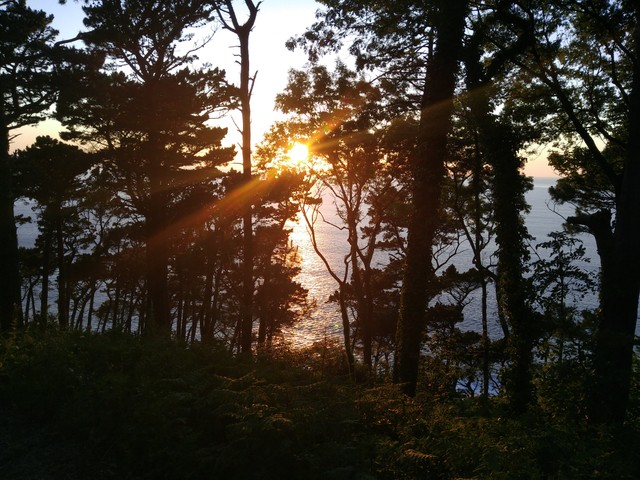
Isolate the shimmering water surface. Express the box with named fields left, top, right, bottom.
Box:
left=16, top=178, right=637, bottom=346
left=285, top=178, right=608, bottom=347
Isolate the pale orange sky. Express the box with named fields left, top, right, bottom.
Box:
left=18, top=0, right=318, bottom=162
left=17, top=0, right=558, bottom=178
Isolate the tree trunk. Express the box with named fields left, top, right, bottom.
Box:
left=463, top=34, right=534, bottom=413
left=394, top=1, right=468, bottom=396
left=41, top=232, right=50, bottom=327
left=201, top=264, right=214, bottom=340
left=145, top=147, right=171, bottom=335
left=470, top=90, right=534, bottom=413
left=338, top=287, right=356, bottom=376
left=216, top=0, right=259, bottom=354
left=237, top=19, right=256, bottom=355
left=349, top=208, right=372, bottom=370
left=589, top=7, right=640, bottom=423
left=56, top=218, right=68, bottom=329
left=472, top=154, right=491, bottom=401
left=87, top=282, right=96, bottom=332
left=490, top=137, right=534, bottom=413
left=0, top=117, right=22, bottom=331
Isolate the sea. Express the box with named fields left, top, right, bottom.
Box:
left=285, top=177, right=636, bottom=347
left=15, top=177, right=638, bottom=345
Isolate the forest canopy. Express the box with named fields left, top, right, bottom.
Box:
left=1, top=3, right=640, bottom=474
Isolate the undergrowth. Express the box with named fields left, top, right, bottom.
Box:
left=0, top=330, right=638, bottom=479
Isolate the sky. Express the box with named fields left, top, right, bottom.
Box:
left=17, top=0, right=557, bottom=177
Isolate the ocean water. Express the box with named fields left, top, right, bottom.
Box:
left=15, top=178, right=636, bottom=345
left=286, top=177, right=613, bottom=347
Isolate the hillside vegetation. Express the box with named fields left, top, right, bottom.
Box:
left=1, top=330, right=639, bottom=479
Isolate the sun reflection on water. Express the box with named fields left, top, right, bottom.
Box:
left=284, top=209, right=345, bottom=348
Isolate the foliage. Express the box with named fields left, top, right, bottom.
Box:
left=1, top=0, right=74, bottom=330
left=1, top=330, right=639, bottom=479
left=257, top=61, right=409, bottom=371
left=3, top=0, right=640, bottom=464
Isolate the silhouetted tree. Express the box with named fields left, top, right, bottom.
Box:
left=258, top=62, right=407, bottom=373
left=496, top=0, right=640, bottom=422
left=13, top=136, right=90, bottom=328
left=57, top=0, right=234, bottom=335
left=214, top=0, right=261, bottom=354
left=0, top=1, right=63, bottom=330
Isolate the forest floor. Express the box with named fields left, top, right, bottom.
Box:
left=0, top=329, right=639, bottom=479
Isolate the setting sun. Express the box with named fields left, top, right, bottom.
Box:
left=277, top=141, right=331, bottom=174
left=287, top=142, right=310, bottom=166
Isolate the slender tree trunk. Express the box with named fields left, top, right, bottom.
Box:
left=362, top=264, right=374, bottom=373
left=394, top=1, right=468, bottom=396
left=216, top=0, right=260, bottom=354
left=338, top=287, right=355, bottom=376
left=189, top=294, right=198, bottom=344
left=24, top=279, right=32, bottom=324
left=212, top=270, right=221, bottom=334
left=125, top=290, right=137, bottom=334
left=41, top=232, right=50, bottom=327
left=257, top=278, right=268, bottom=346
left=472, top=151, right=491, bottom=401
left=145, top=166, right=170, bottom=335
left=87, top=283, right=96, bottom=332
left=0, top=117, right=22, bottom=331
left=468, top=120, right=493, bottom=401
left=56, top=219, right=68, bottom=329
left=201, top=260, right=215, bottom=340
left=480, top=278, right=490, bottom=396
left=238, top=24, right=254, bottom=354
left=349, top=210, right=372, bottom=370
left=112, top=285, right=121, bottom=331
left=76, top=291, right=89, bottom=331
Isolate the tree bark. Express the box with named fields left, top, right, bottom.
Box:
left=489, top=129, right=534, bottom=413
left=588, top=5, right=640, bottom=423
left=217, top=0, right=260, bottom=354
left=0, top=118, right=22, bottom=331
left=55, top=217, right=68, bottom=329
left=145, top=185, right=171, bottom=334
left=463, top=27, right=535, bottom=412
left=145, top=123, right=171, bottom=334
left=40, top=232, right=50, bottom=327
left=394, top=1, right=468, bottom=396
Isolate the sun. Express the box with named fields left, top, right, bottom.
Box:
left=274, top=141, right=331, bottom=175
left=287, top=142, right=310, bottom=167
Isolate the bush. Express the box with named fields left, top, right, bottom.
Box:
left=1, top=330, right=638, bottom=479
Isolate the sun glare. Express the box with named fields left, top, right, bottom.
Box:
left=274, top=141, right=331, bottom=175
left=287, top=142, right=310, bottom=166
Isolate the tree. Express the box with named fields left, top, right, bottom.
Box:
left=0, top=1, right=64, bottom=330
left=58, top=0, right=234, bottom=335
left=12, top=136, right=90, bottom=328
left=258, top=62, right=407, bottom=373
left=214, top=0, right=261, bottom=354
left=465, top=53, right=536, bottom=412
left=496, top=0, right=640, bottom=422
left=392, top=1, right=468, bottom=396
